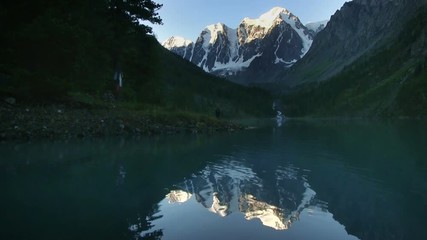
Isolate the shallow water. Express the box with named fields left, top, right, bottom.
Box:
left=1, top=119, right=426, bottom=240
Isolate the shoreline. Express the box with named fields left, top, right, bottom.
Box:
left=0, top=102, right=244, bottom=142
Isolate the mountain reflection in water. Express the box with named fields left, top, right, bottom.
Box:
left=132, top=157, right=357, bottom=239
left=4, top=120, right=425, bottom=240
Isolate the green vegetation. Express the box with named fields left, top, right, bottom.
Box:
left=282, top=6, right=427, bottom=118
left=0, top=0, right=273, bottom=121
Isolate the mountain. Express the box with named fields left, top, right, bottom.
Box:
left=162, top=36, right=193, bottom=59
left=163, top=7, right=314, bottom=85
left=154, top=41, right=273, bottom=117
left=281, top=0, right=427, bottom=117
left=280, top=0, right=427, bottom=87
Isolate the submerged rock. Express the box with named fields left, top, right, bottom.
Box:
left=4, top=97, right=16, bottom=105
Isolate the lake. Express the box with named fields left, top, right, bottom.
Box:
left=1, top=119, right=426, bottom=240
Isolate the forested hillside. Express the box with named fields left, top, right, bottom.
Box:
left=0, top=0, right=272, bottom=118
left=282, top=6, right=427, bottom=118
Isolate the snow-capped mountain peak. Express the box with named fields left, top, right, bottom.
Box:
left=162, top=36, right=193, bottom=49
left=163, top=7, right=318, bottom=85
left=259, top=7, right=292, bottom=22
left=202, top=23, right=230, bottom=45
left=206, top=23, right=227, bottom=33
left=241, top=7, right=295, bottom=31
left=238, top=7, right=311, bottom=50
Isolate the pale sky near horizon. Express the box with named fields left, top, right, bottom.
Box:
left=149, top=0, right=349, bottom=43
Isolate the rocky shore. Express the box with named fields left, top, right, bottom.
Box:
left=0, top=99, right=243, bottom=141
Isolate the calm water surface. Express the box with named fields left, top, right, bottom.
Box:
left=1, top=120, right=426, bottom=240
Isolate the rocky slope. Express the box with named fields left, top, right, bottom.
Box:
left=281, top=1, right=427, bottom=117
left=279, top=0, right=427, bottom=87
left=163, top=7, right=317, bottom=85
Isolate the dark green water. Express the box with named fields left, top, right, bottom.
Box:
left=1, top=120, right=426, bottom=240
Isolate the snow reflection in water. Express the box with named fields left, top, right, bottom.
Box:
left=131, top=158, right=322, bottom=237
left=129, top=151, right=361, bottom=240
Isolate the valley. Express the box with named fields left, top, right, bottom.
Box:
left=1, top=2, right=427, bottom=240
left=163, top=0, right=427, bottom=118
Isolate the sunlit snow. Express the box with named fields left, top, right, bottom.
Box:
left=163, top=7, right=315, bottom=74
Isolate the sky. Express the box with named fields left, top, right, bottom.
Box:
left=149, top=0, right=349, bottom=43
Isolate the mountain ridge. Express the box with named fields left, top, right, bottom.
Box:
left=279, top=0, right=427, bottom=87
left=281, top=0, right=427, bottom=117
left=163, top=7, right=322, bottom=85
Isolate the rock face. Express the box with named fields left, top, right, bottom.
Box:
left=163, top=7, right=316, bottom=85
left=280, top=0, right=427, bottom=86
